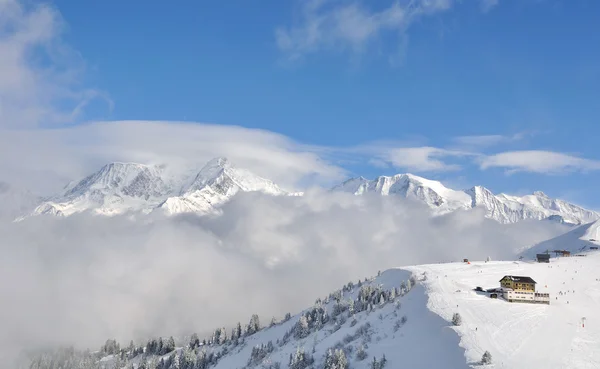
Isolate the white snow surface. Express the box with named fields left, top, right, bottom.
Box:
left=408, top=252, right=600, bottom=368
left=91, top=251, right=600, bottom=369
left=520, top=219, right=600, bottom=258
left=96, top=269, right=469, bottom=369
left=334, top=174, right=599, bottom=224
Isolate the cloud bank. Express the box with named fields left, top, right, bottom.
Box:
left=0, top=191, right=568, bottom=367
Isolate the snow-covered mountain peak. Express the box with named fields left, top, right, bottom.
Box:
left=464, top=185, right=496, bottom=207
left=157, top=158, right=290, bottom=216
left=63, top=162, right=169, bottom=200
left=533, top=190, right=549, bottom=198
left=193, top=157, right=232, bottom=182
left=183, top=157, right=285, bottom=197
left=334, top=173, right=472, bottom=213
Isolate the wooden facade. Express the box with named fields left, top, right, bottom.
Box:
left=499, top=276, right=536, bottom=292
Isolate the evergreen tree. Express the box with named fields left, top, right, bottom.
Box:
left=189, top=333, right=200, bottom=349
left=481, top=351, right=492, bottom=365
left=452, top=313, right=462, bottom=326
left=323, top=349, right=348, bottom=369
left=163, top=336, right=176, bottom=354
left=293, top=315, right=310, bottom=339
left=289, top=347, right=313, bottom=369
left=218, top=327, right=227, bottom=345
left=246, top=314, right=261, bottom=335
left=356, top=345, right=368, bottom=361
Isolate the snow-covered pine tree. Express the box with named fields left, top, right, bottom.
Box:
left=246, top=314, right=260, bottom=336
left=189, top=333, right=200, bottom=349
left=452, top=313, right=462, bottom=326
left=237, top=321, right=243, bottom=338
left=294, top=315, right=310, bottom=339
left=289, top=346, right=313, bottom=369
left=218, top=327, right=227, bottom=345
left=163, top=337, right=176, bottom=355
left=481, top=351, right=492, bottom=365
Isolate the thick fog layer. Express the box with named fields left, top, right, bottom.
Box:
left=0, top=191, right=568, bottom=367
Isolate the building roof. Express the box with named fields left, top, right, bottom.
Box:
left=499, top=275, right=537, bottom=284
left=536, top=254, right=551, bottom=259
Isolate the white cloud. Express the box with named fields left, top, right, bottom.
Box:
left=480, top=0, right=499, bottom=13
left=0, top=0, right=109, bottom=128
left=452, top=133, right=525, bottom=149
left=0, top=191, right=568, bottom=367
left=479, top=150, right=600, bottom=174
left=0, top=120, right=347, bottom=194
left=275, top=0, right=500, bottom=61
left=375, top=146, right=473, bottom=172
left=275, top=0, right=452, bottom=60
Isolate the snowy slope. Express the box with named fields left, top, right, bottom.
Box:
left=28, top=269, right=469, bottom=369
left=27, top=252, right=600, bottom=369
left=23, top=249, right=600, bottom=369
left=333, top=174, right=599, bottom=224
left=520, top=219, right=600, bottom=258
left=408, top=253, right=600, bottom=369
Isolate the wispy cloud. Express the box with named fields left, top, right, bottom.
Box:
left=377, top=146, right=472, bottom=172
left=275, top=0, right=499, bottom=62
left=480, top=0, right=499, bottom=13
left=479, top=150, right=600, bottom=174
left=452, top=132, right=527, bottom=149
left=275, top=0, right=449, bottom=61
left=0, top=0, right=110, bottom=128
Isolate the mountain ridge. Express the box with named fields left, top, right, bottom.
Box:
left=333, top=173, right=599, bottom=225
left=15, top=159, right=600, bottom=225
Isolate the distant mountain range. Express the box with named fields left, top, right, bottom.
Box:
left=333, top=174, right=599, bottom=225
left=10, top=157, right=600, bottom=225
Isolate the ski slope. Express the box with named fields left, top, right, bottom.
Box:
left=408, top=252, right=600, bottom=369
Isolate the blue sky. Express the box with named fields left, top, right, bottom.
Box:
left=2, top=0, right=600, bottom=208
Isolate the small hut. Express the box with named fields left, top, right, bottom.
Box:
left=536, top=254, right=550, bottom=263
